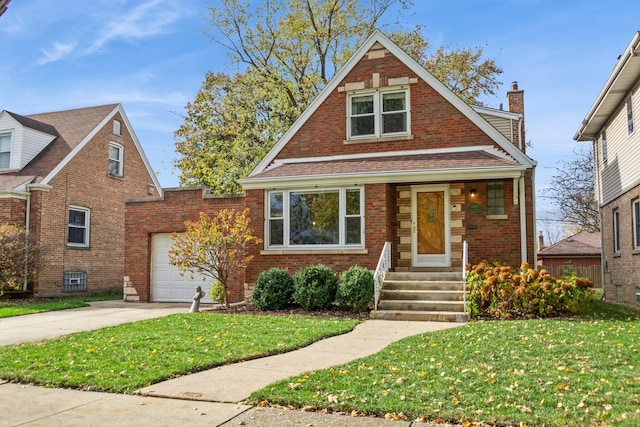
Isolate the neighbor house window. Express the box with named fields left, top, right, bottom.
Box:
left=613, top=209, right=620, bottom=253
left=0, top=133, right=11, bottom=169
left=627, top=96, right=634, bottom=135
left=267, top=187, right=363, bottom=247
left=348, top=89, right=408, bottom=138
left=68, top=206, right=90, bottom=247
left=113, top=120, right=121, bottom=136
left=108, top=142, right=123, bottom=176
left=633, top=200, right=640, bottom=250
left=601, top=129, right=608, bottom=164
left=63, top=272, right=87, bottom=291
left=487, top=182, right=505, bottom=215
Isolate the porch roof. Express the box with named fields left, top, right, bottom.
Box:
left=242, top=148, right=525, bottom=189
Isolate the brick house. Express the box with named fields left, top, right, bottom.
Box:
left=574, top=31, right=640, bottom=306
left=0, top=104, right=161, bottom=297
left=124, top=31, right=537, bottom=312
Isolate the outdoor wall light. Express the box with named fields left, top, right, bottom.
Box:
left=470, top=188, right=477, bottom=198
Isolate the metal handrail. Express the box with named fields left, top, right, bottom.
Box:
left=373, top=241, right=391, bottom=310
left=462, top=240, right=468, bottom=312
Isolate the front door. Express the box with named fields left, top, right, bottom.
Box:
left=411, top=185, right=451, bottom=267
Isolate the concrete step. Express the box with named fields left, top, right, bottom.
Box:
left=370, top=310, right=470, bottom=322
left=377, top=299, right=466, bottom=312
left=383, top=280, right=465, bottom=291
left=379, top=289, right=464, bottom=302
left=385, top=271, right=463, bottom=282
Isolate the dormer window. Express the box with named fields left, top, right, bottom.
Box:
left=0, top=133, right=11, bottom=168
left=348, top=89, right=409, bottom=139
left=113, top=120, right=121, bottom=136
left=108, top=142, right=123, bottom=176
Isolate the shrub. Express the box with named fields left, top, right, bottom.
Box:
left=0, top=224, right=40, bottom=296
left=337, top=265, right=374, bottom=312
left=466, top=262, right=594, bottom=319
left=293, top=264, right=337, bottom=311
left=208, top=281, right=227, bottom=303
left=251, top=268, right=294, bottom=310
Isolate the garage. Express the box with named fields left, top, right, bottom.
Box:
left=150, top=233, right=213, bottom=303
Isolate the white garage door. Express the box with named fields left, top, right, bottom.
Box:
left=151, top=233, right=213, bottom=303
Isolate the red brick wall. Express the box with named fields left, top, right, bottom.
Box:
left=125, top=188, right=245, bottom=302
left=33, top=112, right=157, bottom=297
left=601, top=182, right=640, bottom=306
left=244, top=183, right=393, bottom=286
left=0, top=197, right=26, bottom=225
left=273, top=50, right=504, bottom=162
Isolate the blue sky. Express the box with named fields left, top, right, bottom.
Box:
left=1, top=0, right=639, bottom=238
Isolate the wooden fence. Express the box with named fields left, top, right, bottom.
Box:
left=540, top=265, right=602, bottom=288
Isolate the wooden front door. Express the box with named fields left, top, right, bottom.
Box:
left=411, top=185, right=451, bottom=267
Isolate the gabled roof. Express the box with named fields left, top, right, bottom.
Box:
left=538, top=230, right=601, bottom=257
left=575, top=31, right=640, bottom=141
left=244, top=29, right=535, bottom=184
left=0, top=104, right=162, bottom=194
left=5, top=112, right=58, bottom=136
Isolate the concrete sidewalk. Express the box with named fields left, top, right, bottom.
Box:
left=0, top=302, right=463, bottom=426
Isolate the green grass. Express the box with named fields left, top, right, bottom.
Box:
left=0, top=313, right=359, bottom=393
left=249, top=300, right=640, bottom=427
left=0, top=294, right=122, bottom=318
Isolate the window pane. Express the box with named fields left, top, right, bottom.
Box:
left=635, top=202, right=640, bottom=248
left=108, top=159, right=120, bottom=175
left=289, top=191, right=339, bottom=245
left=0, top=152, right=9, bottom=168
left=69, top=210, right=86, bottom=226
left=487, top=182, right=505, bottom=215
left=382, top=112, right=407, bottom=133
left=109, top=145, right=120, bottom=160
left=270, top=192, right=283, bottom=217
left=0, top=134, right=11, bottom=151
left=269, top=219, right=283, bottom=245
left=614, top=210, right=620, bottom=252
left=351, top=95, right=373, bottom=114
left=346, top=189, right=360, bottom=215
left=351, top=116, right=375, bottom=136
left=68, top=227, right=86, bottom=244
left=346, top=217, right=361, bottom=244
left=382, top=92, right=405, bottom=112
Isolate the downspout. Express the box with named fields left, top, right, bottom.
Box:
left=530, top=165, right=537, bottom=266
left=519, top=172, right=528, bottom=264
left=23, top=191, right=31, bottom=291
left=517, top=117, right=524, bottom=151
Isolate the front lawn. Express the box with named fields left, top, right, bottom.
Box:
left=250, top=300, right=640, bottom=427
left=0, top=294, right=122, bottom=318
left=0, top=313, right=359, bottom=393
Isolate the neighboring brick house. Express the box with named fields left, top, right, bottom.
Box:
left=574, top=31, right=640, bottom=306
left=0, top=104, right=161, bottom=297
left=124, top=31, right=537, bottom=304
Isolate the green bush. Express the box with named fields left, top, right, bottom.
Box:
left=208, top=281, right=227, bottom=303
left=336, top=265, right=374, bottom=312
left=251, top=268, right=294, bottom=310
left=466, top=262, right=594, bottom=318
left=293, top=265, right=337, bottom=311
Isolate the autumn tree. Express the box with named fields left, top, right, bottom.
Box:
left=174, top=0, right=503, bottom=192
left=0, top=224, right=40, bottom=295
left=548, top=144, right=600, bottom=232
left=168, top=209, right=260, bottom=307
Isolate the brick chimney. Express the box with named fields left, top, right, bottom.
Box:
left=507, top=81, right=525, bottom=152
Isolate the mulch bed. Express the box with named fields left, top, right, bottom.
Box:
left=204, top=302, right=371, bottom=321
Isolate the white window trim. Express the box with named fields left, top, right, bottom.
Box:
left=0, top=131, right=13, bottom=170
left=613, top=209, right=621, bottom=254
left=633, top=200, right=640, bottom=250
left=347, top=87, right=410, bottom=140
left=266, top=187, right=364, bottom=249
left=68, top=206, right=90, bottom=248
left=108, top=141, right=124, bottom=177
left=601, top=129, right=608, bottom=165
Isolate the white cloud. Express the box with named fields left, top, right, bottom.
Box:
left=36, top=41, right=77, bottom=65
left=86, top=0, right=180, bottom=54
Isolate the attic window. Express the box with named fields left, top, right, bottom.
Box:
left=108, top=142, right=123, bottom=176
left=627, top=96, right=634, bottom=135
left=348, top=89, right=409, bottom=139
left=0, top=133, right=11, bottom=169
left=113, top=120, right=121, bottom=136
